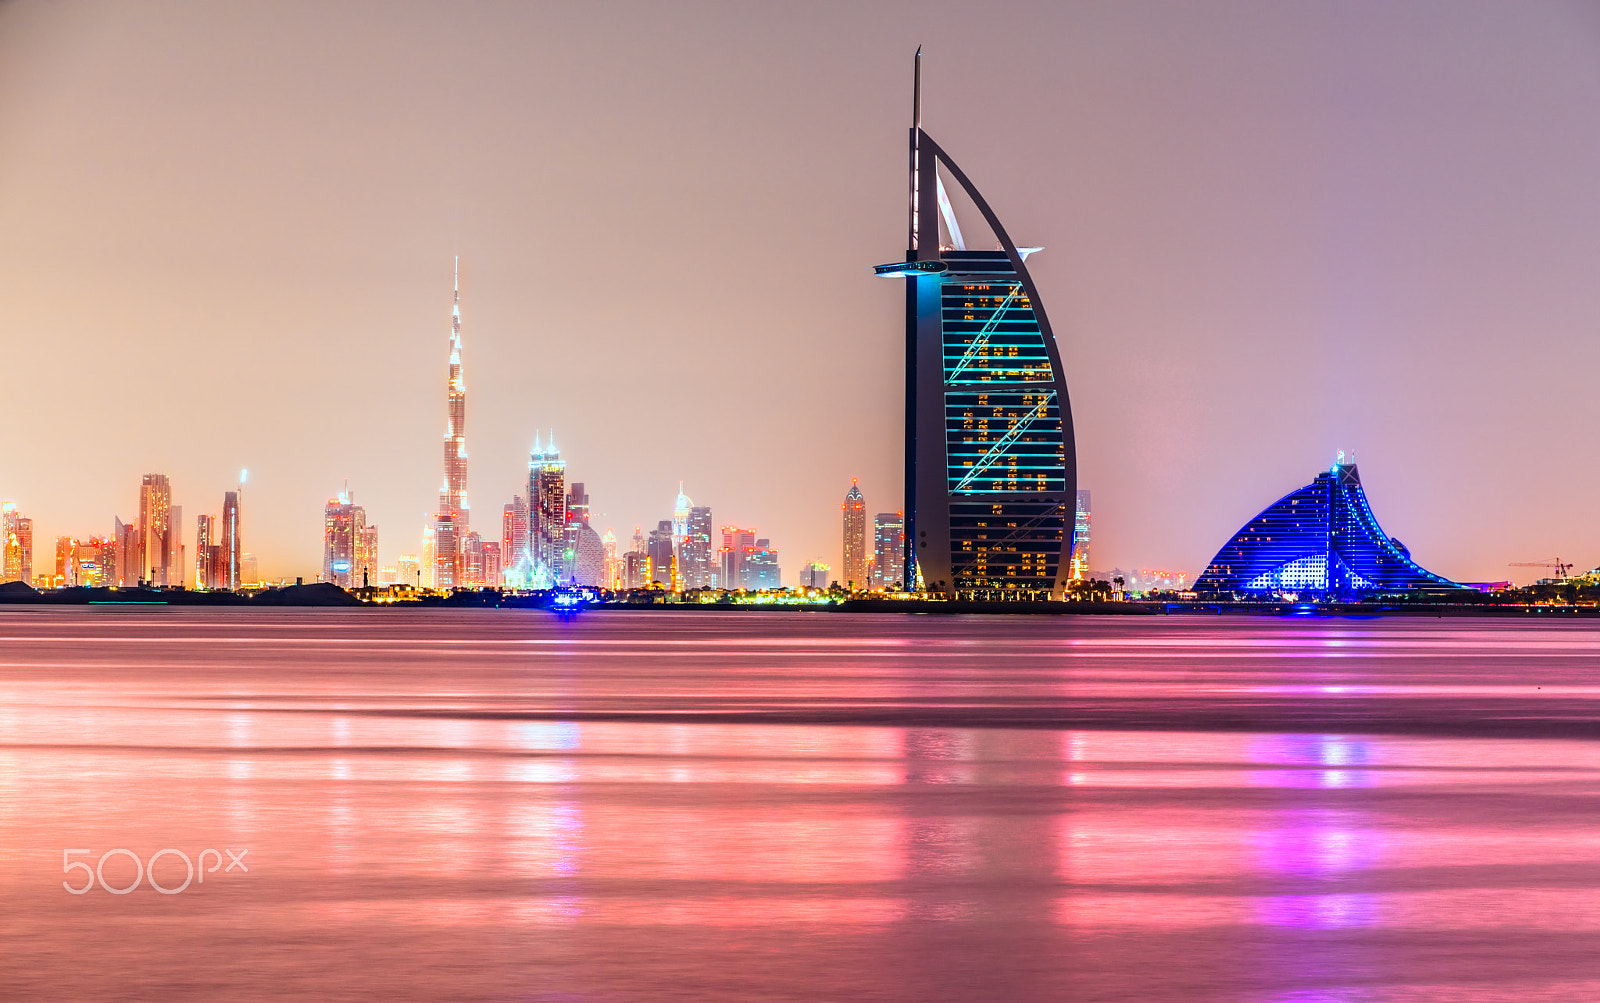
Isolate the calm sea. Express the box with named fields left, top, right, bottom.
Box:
left=2, top=608, right=1599, bottom=1001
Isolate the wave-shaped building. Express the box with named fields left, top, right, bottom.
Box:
left=1193, top=459, right=1468, bottom=599
left=875, top=52, right=1076, bottom=599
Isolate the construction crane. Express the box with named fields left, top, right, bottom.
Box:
left=1508, top=558, right=1573, bottom=581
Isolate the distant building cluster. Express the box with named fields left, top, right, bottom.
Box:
left=0, top=473, right=250, bottom=591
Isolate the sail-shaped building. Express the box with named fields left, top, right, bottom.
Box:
left=875, top=51, right=1076, bottom=599
left=1193, top=459, right=1467, bottom=599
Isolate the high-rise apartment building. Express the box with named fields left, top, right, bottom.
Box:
left=138, top=474, right=172, bottom=585
left=113, top=518, right=136, bottom=586
left=527, top=436, right=567, bottom=587
left=167, top=505, right=184, bottom=588
left=841, top=480, right=867, bottom=589
left=462, top=531, right=485, bottom=588
left=480, top=541, right=501, bottom=588
left=1069, top=489, right=1091, bottom=581
left=220, top=490, right=241, bottom=590
left=2, top=504, right=33, bottom=585
left=872, top=513, right=905, bottom=590
left=432, top=515, right=458, bottom=589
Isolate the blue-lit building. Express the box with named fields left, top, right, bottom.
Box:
left=1193, top=461, right=1467, bottom=599
left=875, top=53, right=1076, bottom=599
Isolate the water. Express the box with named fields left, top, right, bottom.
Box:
left=3, top=608, right=1599, bottom=1000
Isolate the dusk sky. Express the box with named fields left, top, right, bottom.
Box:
left=2, top=0, right=1598, bottom=584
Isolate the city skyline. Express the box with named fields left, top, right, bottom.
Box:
left=3, top=3, right=1600, bottom=585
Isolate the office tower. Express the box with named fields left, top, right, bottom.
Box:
left=438, top=259, right=470, bottom=581
left=841, top=480, right=867, bottom=589
left=799, top=561, right=831, bottom=589
left=396, top=554, right=420, bottom=587
left=195, top=514, right=215, bottom=589
left=719, top=526, right=756, bottom=590
left=647, top=520, right=675, bottom=588
left=873, top=512, right=905, bottom=590
left=876, top=53, right=1075, bottom=598
left=1069, top=490, right=1091, bottom=581
left=743, top=538, right=781, bottom=590
left=239, top=552, right=257, bottom=588
left=323, top=492, right=359, bottom=587
left=630, top=526, right=646, bottom=554
left=138, top=474, right=172, bottom=585
left=1194, top=459, right=1467, bottom=600
left=357, top=525, right=379, bottom=588
left=503, top=495, right=528, bottom=578
left=681, top=505, right=714, bottom=589
left=480, top=541, right=501, bottom=588
left=527, top=435, right=567, bottom=586
left=3, top=504, right=33, bottom=585
left=432, top=515, right=458, bottom=589
left=114, top=518, right=136, bottom=586
left=221, top=490, right=241, bottom=590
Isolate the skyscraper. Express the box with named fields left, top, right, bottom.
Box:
left=527, top=436, right=567, bottom=587
left=682, top=504, right=714, bottom=589
left=719, top=526, right=756, bottom=590
left=502, top=494, right=530, bottom=585
left=841, top=480, right=867, bottom=589
left=2, top=504, right=32, bottom=585
left=872, top=512, right=905, bottom=590
left=799, top=561, right=831, bottom=589
left=875, top=52, right=1076, bottom=598
left=195, top=514, right=215, bottom=589
left=1069, top=489, right=1091, bottom=581
left=357, top=524, right=379, bottom=588
left=167, top=505, right=183, bottom=588
left=323, top=491, right=362, bottom=587
left=220, top=490, right=241, bottom=590
left=438, top=258, right=470, bottom=577
left=114, top=518, right=136, bottom=586
left=432, top=515, right=458, bottom=589
left=743, top=538, right=781, bottom=590
left=138, top=474, right=172, bottom=585
left=647, top=520, right=675, bottom=588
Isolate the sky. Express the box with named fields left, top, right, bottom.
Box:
left=1, top=0, right=1599, bottom=585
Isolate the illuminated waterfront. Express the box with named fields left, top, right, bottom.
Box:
left=4, top=609, right=1600, bottom=1000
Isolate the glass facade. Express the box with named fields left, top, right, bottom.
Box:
left=939, top=253, right=1071, bottom=596
left=1194, top=463, right=1465, bottom=599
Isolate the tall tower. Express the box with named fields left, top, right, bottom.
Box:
left=875, top=50, right=1076, bottom=598
left=220, top=488, right=241, bottom=590
left=138, top=474, right=172, bottom=586
left=527, top=434, right=567, bottom=587
left=841, top=480, right=867, bottom=589
left=434, top=258, right=470, bottom=587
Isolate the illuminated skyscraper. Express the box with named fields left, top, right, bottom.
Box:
left=601, top=528, right=621, bottom=588
left=744, top=538, right=781, bottom=590
left=1069, top=489, right=1091, bottom=581
left=220, top=490, right=241, bottom=590
left=876, top=53, right=1076, bottom=597
left=239, top=551, right=257, bottom=588
left=440, top=259, right=470, bottom=570
left=2, top=504, right=32, bottom=585
left=138, top=474, right=172, bottom=585
left=677, top=502, right=713, bottom=589
left=462, top=531, right=486, bottom=588
left=195, top=514, right=216, bottom=589
left=872, top=512, right=905, bottom=590
left=502, top=496, right=528, bottom=581
left=323, top=491, right=361, bottom=587
left=167, top=505, right=184, bottom=588
left=396, top=554, right=420, bottom=587
left=799, top=561, right=830, bottom=589
left=114, top=518, right=136, bottom=586
left=647, top=520, right=675, bottom=587
left=432, top=515, right=458, bottom=589
left=527, top=435, right=567, bottom=586
left=480, top=540, right=501, bottom=587
left=357, top=524, right=379, bottom=588
left=719, top=526, right=756, bottom=589
left=841, top=480, right=867, bottom=589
